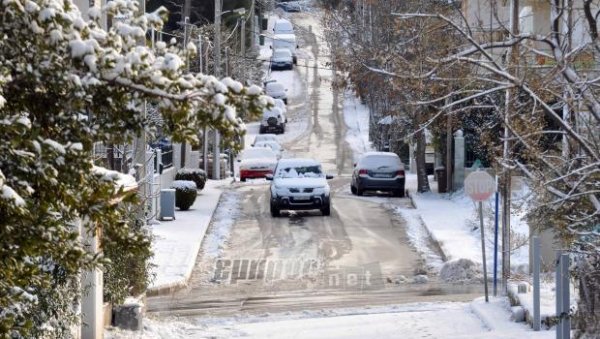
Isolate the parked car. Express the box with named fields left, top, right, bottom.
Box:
left=237, top=147, right=278, bottom=182
left=276, top=1, right=302, bottom=12
left=278, top=1, right=302, bottom=12
left=273, top=18, right=294, bottom=34
left=351, top=151, right=406, bottom=197
left=272, top=33, right=298, bottom=64
left=252, top=134, right=278, bottom=146
left=259, top=107, right=286, bottom=134
left=267, top=158, right=334, bottom=216
left=265, top=81, right=288, bottom=104
left=254, top=140, right=284, bottom=159
left=271, top=48, right=294, bottom=70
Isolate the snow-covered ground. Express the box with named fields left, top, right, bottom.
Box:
left=148, top=179, right=228, bottom=292
left=106, top=299, right=553, bottom=338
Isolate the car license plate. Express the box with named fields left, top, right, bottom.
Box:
left=373, top=173, right=391, bottom=178
left=294, top=196, right=310, bottom=201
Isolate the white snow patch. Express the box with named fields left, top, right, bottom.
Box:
left=439, top=258, right=483, bottom=283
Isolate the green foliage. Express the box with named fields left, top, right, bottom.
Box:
left=0, top=0, right=268, bottom=336
left=102, top=198, right=154, bottom=305
left=175, top=168, right=207, bottom=190
left=172, top=180, right=197, bottom=211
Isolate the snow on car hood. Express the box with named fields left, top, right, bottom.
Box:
left=273, top=177, right=327, bottom=189
left=240, top=158, right=277, bottom=169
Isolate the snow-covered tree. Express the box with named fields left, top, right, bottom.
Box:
left=389, top=1, right=600, bottom=334
left=0, top=0, right=269, bottom=336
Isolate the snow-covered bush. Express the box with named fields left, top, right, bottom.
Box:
left=439, top=259, right=482, bottom=283
left=175, top=168, right=207, bottom=190
left=171, top=180, right=197, bottom=210
left=0, top=0, right=269, bottom=335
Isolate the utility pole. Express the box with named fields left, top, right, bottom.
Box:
left=180, top=16, right=190, bottom=169
left=199, top=36, right=209, bottom=174
left=213, top=0, right=221, bottom=180
left=241, top=15, right=246, bottom=83
left=502, top=0, right=519, bottom=295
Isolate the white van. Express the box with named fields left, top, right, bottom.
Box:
left=272, top=34, right=298, bottom=64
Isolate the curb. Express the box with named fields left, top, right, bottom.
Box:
left=146, top=184, right=226, bottom=297
left=407, top=189, right=449, bottom=262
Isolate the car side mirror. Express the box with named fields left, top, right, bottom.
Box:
left=269, top=45, right=272, bottom=49
left=265, top=174, right=274, bottom=180
left=326, top=174, right=334, bottom=180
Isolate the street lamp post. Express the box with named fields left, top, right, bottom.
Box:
left=213, top=3, right=246, bottom=180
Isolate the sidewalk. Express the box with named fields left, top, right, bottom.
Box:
left=147, top=179, right=228, bottom=295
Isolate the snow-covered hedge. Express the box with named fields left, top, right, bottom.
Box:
left=175, top=168, right=207, bottom=190
left=171, top=180, right=197, bottom=210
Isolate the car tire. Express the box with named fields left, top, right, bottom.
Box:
left=350, top=185, right=357, bottom=195
left=240, top=177, right=246, bottom=182
left=293, top=56, right=297, bottom=65
left=259, top=126, right=266, bottom=134
left=392, top=189, right=404, bottom=197
left=270, top=202, right=280, bottom=217
left=356, top=186, right=364, bottom=196
left=321, top=202, right=331, bottom=216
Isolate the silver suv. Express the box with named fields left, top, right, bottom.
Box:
left=267, top=158, right=334, bottom=216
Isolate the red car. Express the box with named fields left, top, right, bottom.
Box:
left=238, top=147, right=278, bottom=182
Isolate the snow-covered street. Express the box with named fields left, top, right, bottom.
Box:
left=137, top=8, right=555, bottom=339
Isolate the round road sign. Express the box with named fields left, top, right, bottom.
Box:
left=464, top=171, right=495, bottom=201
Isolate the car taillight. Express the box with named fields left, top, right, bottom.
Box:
left=396, top=170, right=405, bottom=177
left=359, top=169, right=368, bottom=175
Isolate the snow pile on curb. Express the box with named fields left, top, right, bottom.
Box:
left=203, top=191, right=241, bottom=259
left=439, top=258, right=482, bottom=283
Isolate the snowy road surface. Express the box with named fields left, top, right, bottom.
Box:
left=147, top=11, right=482, bottom=318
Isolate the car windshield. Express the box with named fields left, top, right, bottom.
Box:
left=359, top=155, right=402, bottom=168
left=241, top=148, right=276, bottom=160
left=275, top=164, right=323, bottom=178
left=273, top=50, right=290, bottom=58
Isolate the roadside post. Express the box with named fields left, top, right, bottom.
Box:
left=493, top=188, right=499, bottom=297
left=464, top=170, right=496, bottom=302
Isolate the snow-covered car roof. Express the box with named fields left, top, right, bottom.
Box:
left=276, top=158, right=321, bottom=167
left=263, top=107, right=283, bottom=117
left=266, top=82, right=285, bottom=91
left=255, top=141, right=282, bottom=151
left=274, top=19, right=294, bottom=34
left=241, top=147, right=277, bottom=160
left=253, top=134, right=278, bottom=144
left=359, top=152, right=403, bottom=167
left=274, top=99, right=286, bottom=111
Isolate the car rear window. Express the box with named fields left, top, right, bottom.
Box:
left=359, top=155, right=402, bottom=168
left=274, top=20, right=294, bottom=33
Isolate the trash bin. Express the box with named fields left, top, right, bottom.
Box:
left=261, top=17, right=268, bottom=30
left=435, top=166, right=447, bottom=193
